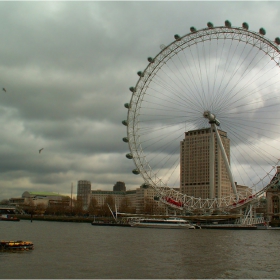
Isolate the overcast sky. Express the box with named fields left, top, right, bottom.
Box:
left=0, top=1, right=280, bottom=200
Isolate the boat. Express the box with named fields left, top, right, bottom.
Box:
left=0, top=240, right=34, bottom=251
left=0, top=214, right=20, bottom=221
left=129, top=217, right=196, bottom=229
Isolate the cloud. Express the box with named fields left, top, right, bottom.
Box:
left=1, top=1, right=280, bottom=201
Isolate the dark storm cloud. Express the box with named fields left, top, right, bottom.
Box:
left=1, top=1, right=280, bottom=200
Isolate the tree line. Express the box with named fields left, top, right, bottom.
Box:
left=1, top=195, right=167, bottom=216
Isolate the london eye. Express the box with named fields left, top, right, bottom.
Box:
left=122, top=20, right=280, bottom=212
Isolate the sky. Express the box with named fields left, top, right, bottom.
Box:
left=1, top=1, right=280, bottom=200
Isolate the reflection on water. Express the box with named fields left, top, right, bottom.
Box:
left=1, top=220, right=280, bottom=279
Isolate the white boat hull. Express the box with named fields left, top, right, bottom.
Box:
left=129, top=217, right=195, bottom=229
left=131, top=223, right=195, bottom=229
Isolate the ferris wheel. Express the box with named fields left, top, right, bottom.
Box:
left=122, top=20, right=280, bottom=211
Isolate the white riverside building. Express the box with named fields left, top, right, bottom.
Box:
left=6, top=183, right=171, bottom=214
left=91, top=184, right=170, bottom=214
left=9, top=191, right=70, bottom=207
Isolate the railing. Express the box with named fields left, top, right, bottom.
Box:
left=236, top=216, right=265, bottom=225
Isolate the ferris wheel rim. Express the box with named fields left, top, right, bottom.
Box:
left=125, top=22, right=280, bottom=210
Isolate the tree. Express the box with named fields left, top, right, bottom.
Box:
left=119, top=197, right=135, bottom=214
left=143, top=198, right=166, bottom=215
left=72, top=196, right=84, bottom=216
left=105, top=195, right=115, bottom=209
left=99, top=195, right=115, bottom=217
left=45, top=203, right=60, bottom=215
left=0, top=199, right=9, bottom=205
left=144, top=198, right=156, bottom=215
left=88, top=197, right=98, bottom=216
left=34, top=203, right=46, bottom=215
left=55, top=197, right=71, bottom=215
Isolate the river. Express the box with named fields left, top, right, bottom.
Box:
left=1, top=220, right=279, bottom=279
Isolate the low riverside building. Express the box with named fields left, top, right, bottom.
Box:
left=135, top=185, right=168, bottom=215
left=77, top=181, right=128, bottom=210
left=9, top=191, right=70, bottom=207
left=9, top=197, right=25, bottom=205
left=7, top=183, right=176, bottom=215
left=91, top=189, right=127, bottom=207
left=91, top=184, right=170, bottom=214
left=233, top=183, right=252, bottom=198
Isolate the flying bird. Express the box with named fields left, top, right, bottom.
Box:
left=2, top=88, right=6, bottom=92
left=39, top=148, right=44, bottom=154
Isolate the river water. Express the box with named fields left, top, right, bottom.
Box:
left=1, top=219, right=279, bottom=279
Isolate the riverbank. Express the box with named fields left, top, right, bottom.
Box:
left=12, top=214, right=280, bottom=229
left=14, top=214, right=114, bottom=223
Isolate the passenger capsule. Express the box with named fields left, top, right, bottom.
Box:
left=190, top=26, right=196, bottom=32
left=174, top=34, right=181, bottom=41
left=126, top=153, right=133, bottom=159
left=122, top=137, right=129, bottom=143
left=129, top=87, right=135, bottom=92
left=132, top=169, right=140, bottom=175
left=147, top=57, right=154, bottom=63
left=225, top=20, right=231, bottom=28
left=259, top=28, right=266, bottom=35
left=122, top=120, right=128, bottom=126
left=275, top=37, right=280, bottom=45
left=207, top=22, right=214, bottom=28
left=124, top=103, right=130, bottom=109
left=242, top=22, right=249, bottom=30
left=215, top=119, right=220, bottom=126
left=137, top=71, right=144, bottom=77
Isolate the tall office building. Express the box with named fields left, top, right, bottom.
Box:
left=77, top=180, right=91, bottom=210
left=180, top=128, right=231, bottom=200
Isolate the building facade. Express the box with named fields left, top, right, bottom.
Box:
left=180, top=128, right=231, bottom=200
left=266, top=166, right=280, bottom=224
left=77, top=180, right=91, bottom=210
left=9, top=191, right=70, bottom=207
left=235, top=183, right=252, bottom=198
left=135, top=185, right=167, bottom=214
left=90, top=184, right=169, bottom=214
left=91, top=190, right=127, bottom=208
